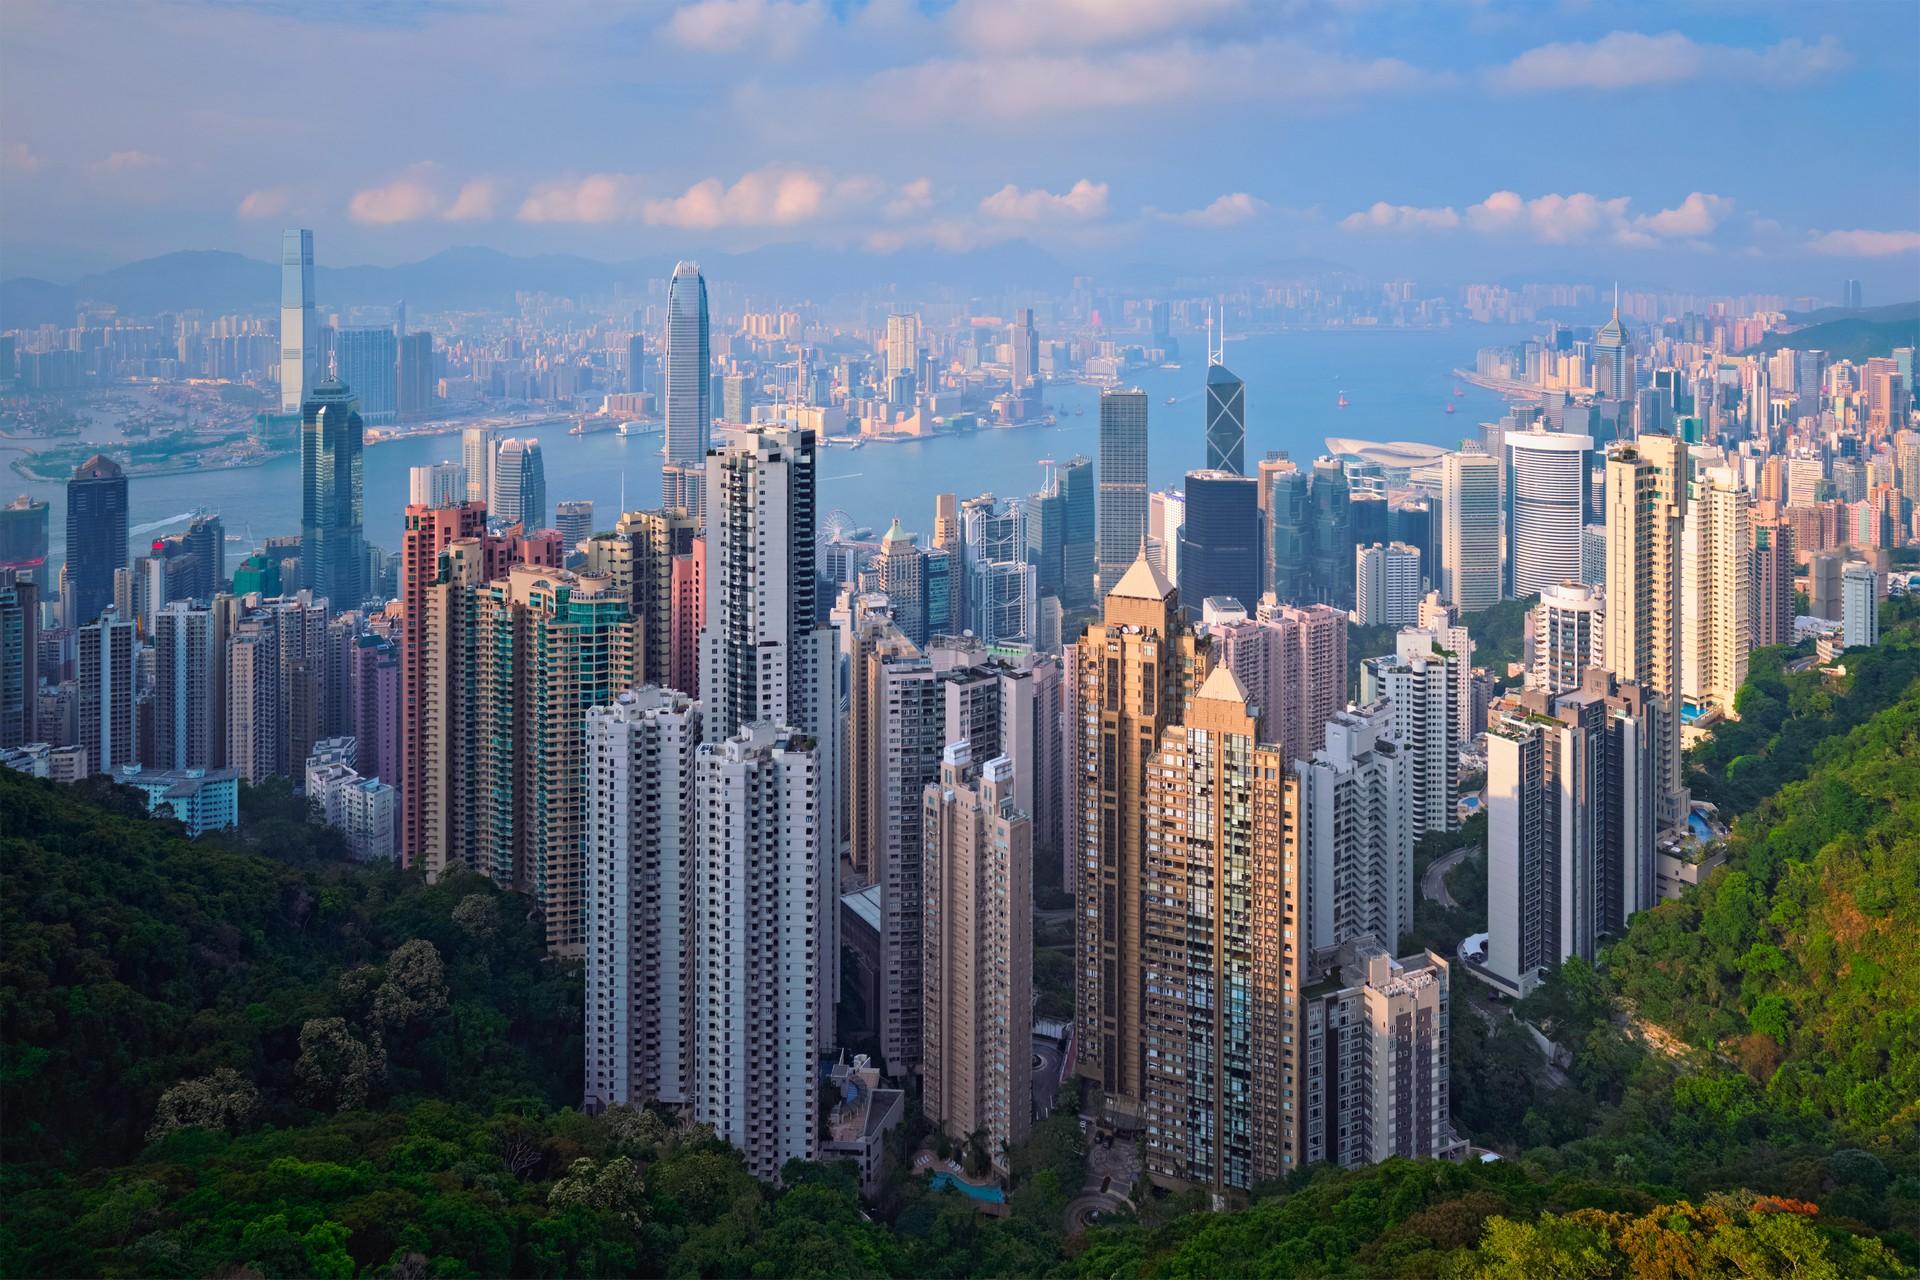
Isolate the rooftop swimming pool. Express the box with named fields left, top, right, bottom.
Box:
left=1688, top=811, right=1715, bottom=842
left=929, top=1171, right=1007, bottom=1204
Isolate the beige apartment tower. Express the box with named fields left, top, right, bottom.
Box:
left=921, top=743, right=1033, bottom=1177
left=1072, top=550, right=1208, bottom=1127
left=1603, top=435, right=1689, bottom=830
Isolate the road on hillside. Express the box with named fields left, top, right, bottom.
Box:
left=1422, top=846, right=1474, bottom=909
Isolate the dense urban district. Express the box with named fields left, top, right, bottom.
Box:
left=2, top=234, right=1917, bottom=1279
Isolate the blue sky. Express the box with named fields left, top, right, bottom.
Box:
left=2, top=0, right=1916, bottom=293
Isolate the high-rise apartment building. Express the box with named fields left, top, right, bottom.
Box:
left=492, top=437, right=547, bottom=530
left=300, top=380, right=366, bottom=610
left=1505, top=430, right=1592, bottom=599
left=279, top=229, right=318, bottom=413
left=1072, top=551, right=1207, bottom=1126
left=845, top=609, right=941, bottom=1071
left=1681, top=460, right=1751, bottom=717
left=399, top=502, right=491, bottom=864
left=227, top=614, right=280, bottom=785
left=1843, top=561, right=1880, bottom=648
left=922, top=743, right=1033, bottom=1175
left=699, top=425, right=840, bottom=1039
left=77, top=609, right=137, bottom=776
left=1140, top=666, right=1292, bottom=1191
left=473, top=566, right=640, bottom=956
left=1360, top=630, right=1461, bottom=836
left=1603, top=436, right=1688, bottom=831
left=692, top=722, right=821, bottom=1183
left=1354, top=542, right=1423, bottom=627
left=664, top=262, right=711, bottom=516
left=1528, top=580, right=1604, bottom=694
left=66, top=454, right=128, bottom=628
left=583, top=687, right=703, bottom=1112
left=408, top=462, right=466, bottom=509
left=1095, top=390, right=1149, bottom=597
left=1210, top=597, right=1348, bottom=767
left=1485, top=670, right=1655, bottom=997
left=1296, top=706, right=1413, bottom=955
left=1750, top=519, right=1795, bottom=649
left=152, top=602, right=217, bottom=769
left=396, top=330, right=434, bottom=415
left=554, top=500, right=594, bottom=560
left=1439, top=450, right=1500, bottom=613
left=0, top=573, right=35, bottom=750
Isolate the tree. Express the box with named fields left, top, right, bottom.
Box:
left=146, top=1068, right=260, bottom=1142
left=295, top=1018, right=387, bottom=1111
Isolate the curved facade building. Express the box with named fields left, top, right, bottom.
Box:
left=1505, top=430, right=1593, bottom=599
left=493, top=437, right=547, bottom=530
left=664, top=261, right=711, bottom=516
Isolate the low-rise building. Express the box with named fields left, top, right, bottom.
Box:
left=113, top=764, right=240, bottom=835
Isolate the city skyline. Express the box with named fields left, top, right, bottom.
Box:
left=1, top=3, right=1916, bottom=292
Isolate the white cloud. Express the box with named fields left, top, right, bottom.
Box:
left=664, top=0, right=822, bottom=58
left=1807, top=229, right=1920, bottom=258
left=1633, top=192, right=1733, bottom=239
left=641, top=168, right=881, bottom=228
left=851, top=40, right=1436, bottom=125
left=948, top=0, right=1242, bottom=53
left=1491, top=31, right=1848, bottom=92
left=883, top=177, right=934, bottom=219
left=443, top=178, right=501, bottom=222
left=236, top=186, right=294, bottom=220
left=517, top=174, right=644, bottom=225
left=1340, top=201, right=1461, bottom=232
left=3, top=142, right=41, bottom=175
left=979, top=179, right=1109, bottom=222
left=91, top=149, right=164, bottom=175
left=1341, top=189, right=1733, bottom=246
left=348, top=174, right=443, bottom=225
left=1168, top=193, right=1268, bottom=227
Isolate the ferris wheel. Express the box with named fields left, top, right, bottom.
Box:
left=820, top=507, right=857, bottom=544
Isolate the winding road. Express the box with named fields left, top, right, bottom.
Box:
left=1421, top=846, right=1474, bottom=909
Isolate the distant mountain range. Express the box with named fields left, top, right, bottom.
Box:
left=0, top=241, right=1093, bottom=326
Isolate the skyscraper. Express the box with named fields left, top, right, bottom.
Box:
left=396, top=330, right=435, bottom=416
left=1296, top=706, right=1414, bottom=955
left=554, top=500, right=594, bottom=560
left=0, top=572, right=36, bottom=749
left=279, top=228, right=318, bottom=413
left=66, top=454, right=128, bottom=628
left=492, top=437, right=547, bottom=530
left=1843, top=561, right=1880, bottom=648
left=299, top=379, right=366, bottom=610
left=845, top=609, right=941, bottom=1071
left=474, top=566, right=640, bottom=956
left=1096, top=390, right=1149, bottom=597
left=0, top=495, right=49, bottom=578
left=408, top=462, right=467, bottom=509
left=1603, top=436, right=1688, bottom=831
left=1177, top=470, right=1260, bottom=617
left=1059, top=455, right=1096, bottom=610
left=583, top=686, right=703, bottom=1112
left=77, top=609, right=137, bottom=776
left=1681, top=459, right=1751, bottom=717
left=461, top=427, right=496, bottom=507
left=1439, top=450, right=1501, bottom=613
left=1485, top=671, right=1654, bottom=997
left=335, top=327, right=398, bottom=424
left=1505, top=430, right=1593, bottom=598
left=1360, top=630, right=1461, bottom=836
left=885, top=312, right=921, bottom=386
left=1139, top=665, right=1290, bottom=1191
left=1528, top=580, right=1604, bottom=694
left=1307, top=457, right=1353, bottom=607
left=153, top=602, right=217, bottom=769
left=227, top=614, right=280, bottom=785
left=872, top=519, right=928, bottom=646
left=1266, top=461, right=1310, bottom=603
left=1590, top=290, right=1634, bottom=402
left=1073, top=550, right=1207, bottom=1126
left=693, top=721, right=822, bottom=1183
left=922, top=743, right=1033, bottom=1178
left=1354, top=542, right=1423, bottom=626
left=664, top=261, right=712, bottom=516
left=1750, top=518, right=1795, bottom=649
left=699, top=425, right=840, bottom=1039
left=1010, top=308, right=1038, bottom=393
left=963, top=496, right=1036, bottom=647
left=1204, top=362, right=1246, bottom=475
